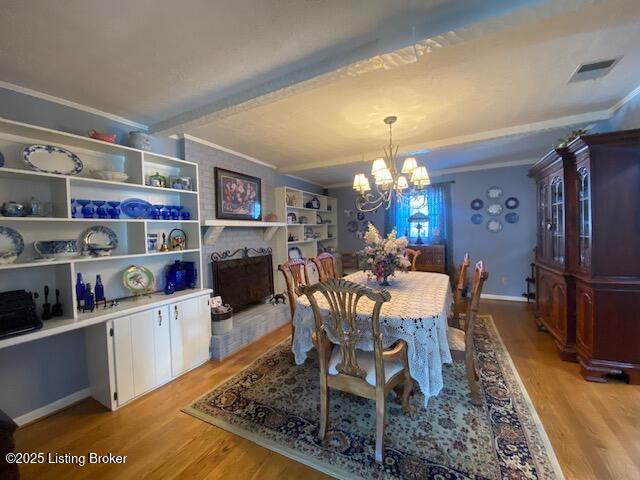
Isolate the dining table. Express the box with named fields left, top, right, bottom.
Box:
left=292, top=270, right=454, bottom=406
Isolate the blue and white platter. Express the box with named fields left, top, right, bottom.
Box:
left=121, top=198, right=152, bottom=219
left=81, top=226, right=118, bottom=256
left=23, top=145, right=83, bottom=175
left=0, top=226, right=24, bottom=264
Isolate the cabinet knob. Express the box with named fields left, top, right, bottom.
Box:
left=174, top=305, right=179, bottom=320
left=158, top=309, right=162, bottom=326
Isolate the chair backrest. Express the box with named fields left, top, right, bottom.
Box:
left=464, top=261, right=489, bottom=350
left=312, top=253, right=337, bottom=282
left=278, top=259, right=310, bottom=317
left=301, top=279, right=391, bottom=385
left=455, top=253, right=471, bottom=302
left=405, top=248, right=421, bottom=272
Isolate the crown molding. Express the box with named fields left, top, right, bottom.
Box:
left=324, top=158, right=536, bottom=188
left=283, top=173, right=326, bottom=188
left=180, top=133, right=277, bottom=169
left=610, top=83, right=640, bottom=115
left=0, top=81, right=148, bottom=130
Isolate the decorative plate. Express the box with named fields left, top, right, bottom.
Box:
left=356, top=212, right=365, bottom=221
left=486, top=186, right=503, bottom=200
left=470, top=198, right=484, bottom=210
left=0, top=226, right=24, bottom=263
left=486, top=203, right=503, bottom=216
left=287, top=212, right=297, bottom=224
left=471, top=213, right=484, bottom=225
left=122, top=265, right=155, bottom=294
left=347, top=220, right=359, bottom=233
left=23, top=145, right=83, bottom=175
left=317, top=214, right=323, bottom=224
left=487, top=219, right=503, bottom=233
left=121, top=198, right=153, bottom=219
left=288, top=246, right=303, bottom=260
left=505, top=212, right=520, bottom=224
left=80, top=225, right=118, bottom=252
left=505, top=197, right=519, bottom=209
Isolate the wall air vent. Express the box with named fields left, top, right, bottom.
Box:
left=569, top=57, right=621, bottom=83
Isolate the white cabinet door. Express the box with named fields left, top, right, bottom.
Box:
left=153, top=306, right=172, bottom=385
left=170, top=296, right=210, bottom=377
left=112, top=317, right=134, bottom=407
left=130, top=310, right=156, bottom=397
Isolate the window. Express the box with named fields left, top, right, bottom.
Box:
left=406, top=194, right=429, bottom=240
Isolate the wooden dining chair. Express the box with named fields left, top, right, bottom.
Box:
left=451, top=253, right=471, bottom=328
left=312, top=252, right=338, bottom=282
left=301, top=279, right=413, bottom=463
left=447, top=260, right=488, bottom=405
left=278, top=258, right=311, bottom=341
left=405, top=248, right=421, bottom=271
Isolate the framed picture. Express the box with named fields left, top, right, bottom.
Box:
left=214, top=168, right=262, bottom=221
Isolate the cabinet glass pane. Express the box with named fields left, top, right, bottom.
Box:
left=551, top=176, right=565, bottom=264
left=538, top=183, right=548, bottom=259
left=577, top=167, right=591, bottom=268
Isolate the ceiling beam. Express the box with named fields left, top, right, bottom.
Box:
left=149, top=0, right=552, bottom=135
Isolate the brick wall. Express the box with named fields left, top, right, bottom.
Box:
left=184, top=139, right=323, bottom=289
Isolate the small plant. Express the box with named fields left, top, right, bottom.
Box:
left=555, top=128, right=588, bottom=148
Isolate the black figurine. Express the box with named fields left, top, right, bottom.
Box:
left=51, top=289, right=63, bottom=317
left=42, top=286, right=52, bottom=320
left=270, top=293, right=286, bottom=305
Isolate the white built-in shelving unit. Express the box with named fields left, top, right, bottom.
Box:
left=0, top=117, right=211, bottom=350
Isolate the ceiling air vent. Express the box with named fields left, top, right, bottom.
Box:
left=569, top=57, right=621, bottom=83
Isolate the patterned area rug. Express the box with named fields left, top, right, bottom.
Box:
left=184, top=315, right=564, bottom=479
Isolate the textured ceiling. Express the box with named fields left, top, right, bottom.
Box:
left=186, top=0, right=640, bottom=178
left=0, top=0, right=460, bottom=124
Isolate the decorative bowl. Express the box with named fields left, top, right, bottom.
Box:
left=34, top=239, right=79, bottom=258
left=87, top=129, right=117, bottom=143
left=92, top=170, right=129, bottom=182
left=1, top=201, right=25, bottom=217
left=0, top=250, right=18, bottom=264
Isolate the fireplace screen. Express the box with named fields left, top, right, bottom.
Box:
left=211, top=248, right=274, bottom=313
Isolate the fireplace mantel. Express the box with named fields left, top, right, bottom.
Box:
left=202, top=219, right=287, bottom=245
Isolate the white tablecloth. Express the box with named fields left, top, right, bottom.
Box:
left=292, top=270, right=453, bottom=406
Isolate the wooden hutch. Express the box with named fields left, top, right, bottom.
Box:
left=529, top=129, right=640, bottom=383
left=407, top=244, right=446, bottom=273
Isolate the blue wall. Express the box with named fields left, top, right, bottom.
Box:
left=331, top=164, right=537, bottom=298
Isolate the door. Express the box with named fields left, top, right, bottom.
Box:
left=130, top=310, right=157, bottom=396
left=112, top=317, right=134, bottom=406
left=153, top=306, right=172, bottom=385
left=170, top=296, right=210, bottom=377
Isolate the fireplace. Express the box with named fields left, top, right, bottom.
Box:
left=211, top=247, right=274, bottom=313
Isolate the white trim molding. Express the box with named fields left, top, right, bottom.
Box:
left=13, top=388, right=91, bottom=426
left=283, top=173, right=326, bottom=188
left=0, top=81, right=147, bottom=130
left=481, top=294, right=529, bottom=303
left=610, top=83, right=640, bottom=115
left=180, top=133, right=277, bottom=169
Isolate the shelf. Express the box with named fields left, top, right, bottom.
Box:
left=0, top=249, right=201, bottom=271
left=202, top=219, right=286, bottom=245
left=0, top=167, right=197, bottom=195
left=0, top=217, right=199, bottom=224
left=288, top=239, right=316, bottom=245
left=0, top=288, right=213, bottom=350
left=286, top=205, right=331, bottom=213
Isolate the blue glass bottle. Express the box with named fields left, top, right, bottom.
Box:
left=83, top=283, right=95, bottom=312
left=75, top=273, right=85, bottom=310
left=95, top=275, right=105, bottom=302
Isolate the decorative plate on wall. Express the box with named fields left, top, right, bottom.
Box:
left=505, top=212, right=520, bottom=224
left=487, top=219, right=503, bottom=233
left=486, top=186, right=503, bottom=200
left=505, top=197, right=520, bottom=209
left=347, top=220, right=359, bottom=233
left=471, top=213, right=484, bottom=225
left=470, top=198, right=484, bottom=210
left=486, top=203, right=503, bottom=216
left=23, top=144, right=83, bottom=176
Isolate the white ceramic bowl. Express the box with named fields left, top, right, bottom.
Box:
left=92, top=170, right=129, bottom=182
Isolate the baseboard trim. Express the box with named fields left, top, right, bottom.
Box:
left=481, top=294, right=529, bottom=303
left=14, top=388, right=91, bottom=426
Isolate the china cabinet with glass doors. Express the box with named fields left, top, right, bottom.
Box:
left=530, top=129, right=640, bottom=384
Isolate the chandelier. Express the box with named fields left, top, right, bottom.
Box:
left=352, top=116, right=430, bottom=212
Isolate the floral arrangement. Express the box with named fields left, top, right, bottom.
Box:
left=358, top=223, right=411, bottom=285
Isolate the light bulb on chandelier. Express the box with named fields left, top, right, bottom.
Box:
left=353, top=116, right=430, bottom=212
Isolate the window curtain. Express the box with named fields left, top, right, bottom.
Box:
left=386, top=182, right=453, bottom=270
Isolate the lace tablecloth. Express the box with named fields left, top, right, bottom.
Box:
left=292, top=271, right=453, bottom=406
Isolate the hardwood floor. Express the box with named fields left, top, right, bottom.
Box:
left=14, top=300, right=640, bottom=479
